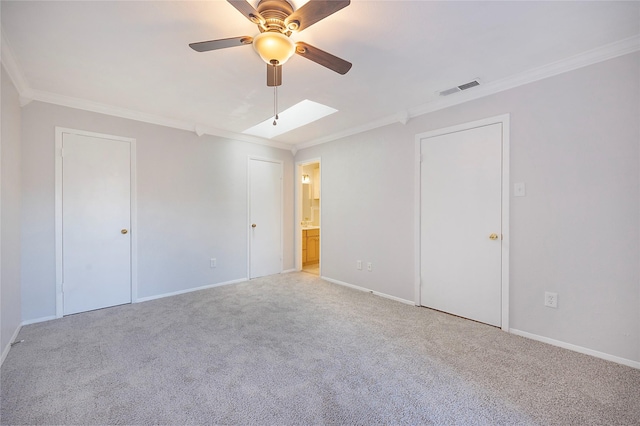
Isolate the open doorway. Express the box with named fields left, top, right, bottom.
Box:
left=297, top=160, right=320, bottom=275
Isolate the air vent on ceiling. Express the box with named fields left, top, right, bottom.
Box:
left=439, top=79, right=480, bottom=96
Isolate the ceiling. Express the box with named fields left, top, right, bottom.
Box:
left=2, top=1, right=639, bottom=149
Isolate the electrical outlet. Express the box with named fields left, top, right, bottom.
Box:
left=356, top=260, right=362, bottom=270
left=210, top=258, right=217, bottom=268
left=367, top=262, right=372, bottom=272
left=544, top=291, right=557, bottom=308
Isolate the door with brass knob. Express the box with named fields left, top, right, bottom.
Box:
left=249, top=158, right=282, bottom=279
left=59, top=131, right=133, bottom=316
left=420, top=121, right=504, bottom=328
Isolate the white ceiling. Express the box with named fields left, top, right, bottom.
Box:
left=2, top=1, right=639, bottom=149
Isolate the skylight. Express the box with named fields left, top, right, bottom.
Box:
left=243, top=99, right=337, bottom=139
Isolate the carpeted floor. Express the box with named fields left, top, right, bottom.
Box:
left=1, top=272, right=639, bottom=425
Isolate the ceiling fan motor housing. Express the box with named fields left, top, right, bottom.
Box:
left=256, top=0, right=295, bottom=34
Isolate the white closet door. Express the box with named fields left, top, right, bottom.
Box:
left=249, top=158, right=282, bottom=279
left=420, top=123, right=503, bottom=327
left=62, top=132, right=132, bottom=315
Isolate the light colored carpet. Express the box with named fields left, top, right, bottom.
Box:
left=1, top=272, right=639, bottom=425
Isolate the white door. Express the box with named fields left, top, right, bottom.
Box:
left=420, top=123, right=503, bottom=326
left=62, top=133, right=132, bottom=315
left=249, top=158, right=282, bottom=278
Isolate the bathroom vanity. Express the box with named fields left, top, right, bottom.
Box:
left=302, top=227, right=319, bottom=265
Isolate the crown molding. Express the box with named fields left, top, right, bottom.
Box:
left=1, top=30, right=34, bottom=104
left=28, top=89, right=291, bottom=150
left=296, top=35, right=640, bottom=151
left=1, top=30, right=290, bottom=151
left=187, top=122, right=292, bottom=150
left=295, top=114, right=399, bottom=150
left=3, top=26, right=637, bottom=153
left=408, top=34, right=640, bottom=119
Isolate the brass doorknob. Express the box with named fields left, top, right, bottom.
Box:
left=251, top=224, right=257, bottom=228
left=121, top=229, right=128, bottom=234
left=489, top=233, right=499, bottom=240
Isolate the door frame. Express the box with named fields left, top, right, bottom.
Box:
left=247, top=156, right=284, bottom=279
left=414, top=114, right=510, bottom=331
left=55, top=127, right=138, bottom=318
left=295, top=158, right=322, bottom=273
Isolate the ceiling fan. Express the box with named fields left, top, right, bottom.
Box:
left=189, top=0, right=352, bottom=87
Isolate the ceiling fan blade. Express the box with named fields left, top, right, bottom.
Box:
left=295, top=42, right=352, bottom=75
left=227, top=0, right=266, bottom=25
left=285, top=0, right=350, bottom=32
left=267, top=64, right=283, bottom=87
left=189, top=36, right=253, bottom=52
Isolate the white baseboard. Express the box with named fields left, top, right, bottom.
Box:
left=135, top=278, right=247, bottom=303
left=510, top=328, right=640, bottom=370
left=281, top=269, right=297, bottom=274
left=1, top=324, right=22, bottom=366
left=21, top=315, right=57, bottom=326
left=18, top=280, right=249, bottom=326
left=320, top=276, right=415, bottom=306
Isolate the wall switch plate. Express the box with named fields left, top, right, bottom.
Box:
left=544, top=291, right=557, bottom=308
left=367, top=262, right=372, bottom=272
left=210, top=258, right=217, bottom=268
left=514, top=182, right=526, bottom=197
left=356, top=260, right=362, bottom=270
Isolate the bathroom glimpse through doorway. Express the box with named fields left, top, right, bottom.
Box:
left=297, top=160, right=321, bottom=276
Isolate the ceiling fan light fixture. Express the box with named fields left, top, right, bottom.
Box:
left=253, top=31, right=295, bottom=65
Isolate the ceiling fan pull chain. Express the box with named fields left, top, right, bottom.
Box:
left=273, top=85, right=277, bottom=126
left=272, top=66, right=279, bottom=126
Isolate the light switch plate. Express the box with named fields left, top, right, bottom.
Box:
left=514, top=182, right=526, bottom=197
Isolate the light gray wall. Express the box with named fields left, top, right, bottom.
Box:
left=20, top=103, right=294, bottom=321
left=296, top=52, right=640, bottom=363
left=1, top=65, right=23, bottom=358
left=300, top=126, right=416, bottom=300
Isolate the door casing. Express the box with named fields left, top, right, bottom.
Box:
left=55, top=127, right=138, bottom=318
left=414, top=114, right=510, bottom=331
left=295, top=158, right=322, bottom=273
